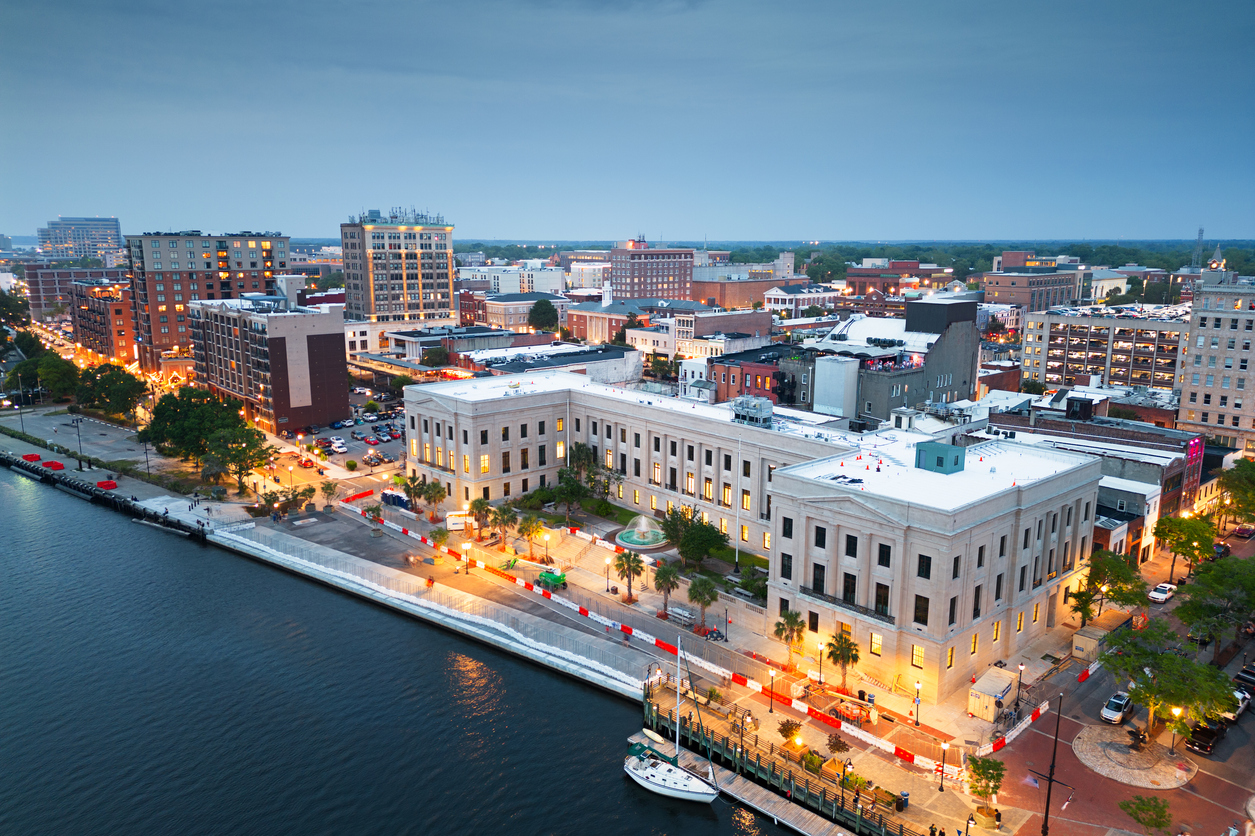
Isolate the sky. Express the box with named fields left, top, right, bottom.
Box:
left=1, top=0, right=1252, bottom=241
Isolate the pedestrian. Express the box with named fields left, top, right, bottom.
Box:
left=931, top=824, right=937, bottom=836
left=938, top=828, right=946, bottom=836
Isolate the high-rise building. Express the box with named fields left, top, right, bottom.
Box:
left=70, top=279, right=136, bottom=363
left=1021, top=311, right=1186, bottom=391
left=23, top=264, right=129, bottom=319
left=609, top=237, right=694, bottom=299
left=126, top=231, right=290, bottom=373
left=188, top=293, right=347, bottom=433
left=341, top=209, right=455, bottom=322
left=37, top=217, right=123, bottom=261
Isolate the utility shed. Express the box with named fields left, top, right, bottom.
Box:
left=1072, top=609, right=1134, bottom=663
left=968, top=668, right=1016, bottom=722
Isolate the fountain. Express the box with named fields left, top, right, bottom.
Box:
left=615, top=514, right=666, bottom=548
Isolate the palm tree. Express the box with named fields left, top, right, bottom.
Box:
left=517, top=514, right=544, bottom=559
left=423, top=480, right=447, bottom=522
left=469, top=496, right=492, bottom=541
left=655, top=563, right=681, bottom=615
left=614, top=552, right=645, bottom=603
left=489, top=505, right=518, bottom=551
left=825, top=633, right=861, bottom=691
left=400, top=474, right=425, bottom=512
left=687, top=576, right=719, bottom=628
left=774, top=609, right=805, bottom=670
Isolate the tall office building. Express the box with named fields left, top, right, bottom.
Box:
left=609, top=237, right=694, bottom=299
left=340, top=209, right=455, bottom=322
left=37, top=217, right=123, bottom=261
left=126, top=230, right=290, bottom=373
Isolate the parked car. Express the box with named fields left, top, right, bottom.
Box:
left=1185, top=718, right=1227, bottom=754
left=308, top=425, right=321, bottom=434
left=279, top=429, right=295, bottom=439
left=352, top=387, right=368, bottom=394
left=1100, top=692, right=1135, bottom=724
left=365, top=436, right=380, bottom=445
left=315, top=438, right=332, bottom=448
left=388, top=431, right=401, bottom=440
left=1235, top=524, right=1255, bottom=539
left=1234, top=667, right=1255, bottom=692
left=380, top=453, right=396, bottom=463
left=1221, top=689, right=1250, bottom=724
left=331, top=443, right=348, bottom=454
left=298, top=458, right=316, bottom=469
left=329, top=436, right=345, bottom=445
left=364, top=414, right=378, bottom=423
left=1147, top=583, right=1177, bottom=604
left=350, top=430, right=366, bottom=440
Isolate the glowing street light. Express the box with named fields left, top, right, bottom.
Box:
left=939, top=742, right=949, bottom=792
left=1171, top=706, right=1182, bottom=753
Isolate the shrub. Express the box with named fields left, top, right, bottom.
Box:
left=593, top=498, right=615, bottom=517
left=802, top=751, right=824, bottom=775
left=346, top=460, right=358, bottom=471
left=777, top=719, right=802, bottom=744
left=827, top=733, right=850, bottom=756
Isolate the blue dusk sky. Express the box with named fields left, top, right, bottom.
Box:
left=1, top=0, right=1252, bottom=241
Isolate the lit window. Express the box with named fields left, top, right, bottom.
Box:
left=970, top=634, right=978, bottom=655
left=606, top=449, right=613, bottom=469
left=741, top=489, right=751, bottom=511
left=653, top=462, right=661, bottom=483
left=633, top=490, right=640, bottom=505
left=463, top=455, right=469, bottom=473
left=763, top=532, right=771, bottom=550
left=869, top=632, right=882, bottom=656
left=1016, top=612, right=1024, bottom=632
left=480, top=455, right=490, bottom=474
left=946, top=647, right=954, bottom=669
left=911, top=645, right=924, bottom=669
left=617, top=484, right=623, bottom=499
left=423, top=443, right=431, bottom=463
left=650, top=495, right=657, bottom=510
left=1032, top=603, right=1040, bottom=623
left=722, top=484, right=732, bottom=505
left=720, top=518, right=728, bottom=534
left=556, top=441, right=565, bottom=460
left=993, top=620, right=1001, bottom=642
left=556, top=418, right=564, bottom=431
left=740, top=525, right=748, bottom=542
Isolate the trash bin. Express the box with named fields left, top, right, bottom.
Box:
left=900, top=791, right=909, bottom=810
left=858, top=689, right=866, bottom=701
left=867, top=693, right=876, bottom=707
left=895, top=797, right=904, bottom=813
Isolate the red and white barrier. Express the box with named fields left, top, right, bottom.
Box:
left=976, top=699, right=1052, bottom=756
left=1077, top=659, right=1102, bottom=683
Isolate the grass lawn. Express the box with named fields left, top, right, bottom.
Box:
left=709, top=544, right=768, bottom=572
left=581, top=499, right=640, bottom=527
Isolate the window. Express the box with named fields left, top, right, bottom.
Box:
left=740, top=525, right=748, bottom=543
left=875, top=583, right=889, bottom=615
left=999, top=535, right=1006, bottom=557
left=480, top=430, right=488, bottom=445
left=946, top=647, right=954, bottom=669
left=538, top=445, right=547, bottom=466
left=782, top=517, right=793, bottom=538
left=591, top=421, right=597, bottom=436
left=952, top=555, right=961, bottom=579
left=703, top=477, right=712, bottom=500
left=704, top=449, right=711, bottom=465
left=845, top=535, right=858, bottom=557
left=970, top=633, right=978, bottom=655
left=948, top=596, right=957, bottom=626
left=556, top=418, right=563, bottom=431
left=539, top=421, right=546, bottom=435
left=743, top=460, right=751, bottom=477
left=1016, top=612, right=1024, bottom=632
left=779, top=598, right=789, bottom=616
left=741, top=489, right=751, bottom=511
left=521, top=449, right=529, bottom=470
left=992, top=620, right=1001, bottom=642
left=654, top=437, right=661, bottom=453
left=479, top=454, right=490, bottom=473
left=972, top=585, right=982, bottom=619
left=843, top=573, right=857, bottom=603
left=807, top=611, right=819, bottom=633
left=1019, top=565, right=1027, bottom=591
left=501, top=451, right=510, bottom=473
left=1032, top=603, right=1040, bottom=623
left=1083, top=501, right=1090, bottom=521
left=878, top=544, right=891, bottom=567
left=917, top=554, right=932, bottom=579
left=652, top=462, right=661, bottom=483
left=1023, top=528, right=1030, bottom=549
left=812, top=564, right=825, bottom=593
left=911, top=645, right=925, bottom=669
left=462, top=454, right=470, bottom=473
left=763, top=532, right=771, bottom=550
left=913, top=595, right=930, bottom=626
left=670, top=441, right=676, bottom=456
left=723, top=454, right=731, bottom=471
left=814, top=526, right=826, bottom=549
left=869, top=632, right=882, bottom=656
left=995, top=573, right=1003, bottom=601
left=780, top=553, right=792, bottom=580
left=556, top=440, right=565, bottom=459
left=501, top=426, right=509, bottom=442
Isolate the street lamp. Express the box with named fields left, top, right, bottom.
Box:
left=818, top=640, right=824, bottom=685
left=544, top=533, right=550, bottom=562
left=915, top=681, right=922, bottom=726
left=964, top=815, right=976, bottom=836
left=462, top=541, right=471, bottom=574
left=939, top=742, right=948, bottom=792
left=1016, top=663, right=1025, bottom=710
left=288, top=464, right=294, bottom=488
left=769, top=669, right=776, bottom=713
left=1097, top=584, right=1109, bottom=617
left=1171, top=706, right=1182, bottom=753
left=604, top=555, right=612, bottom=591
left=70, top=417, right=85, bottom=467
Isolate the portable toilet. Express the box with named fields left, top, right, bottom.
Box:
left=968, top=668, right=1017, bottom=722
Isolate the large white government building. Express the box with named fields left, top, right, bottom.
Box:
left=404, top=372, right=1101, bottom=701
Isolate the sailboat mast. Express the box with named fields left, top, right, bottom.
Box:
left=676, top=634, right=682, bottom=751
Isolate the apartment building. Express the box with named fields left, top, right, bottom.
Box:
left=188, top=294, right=346, bottom=432
left=405, top=372, right=1101, bottom=702
left=481, top=292, right=569, bottom=333
left=37, top=216, right=123, bottom=261
left=24, top=264, right=129, bottom=319
left=341, top=209, right=455, bottom=323
left=609, top=237, right=695, bottom=299
left=1177, top=260, right=1255, bottom=452
left=1021, top=313, right=1187, bottom=390
left=126, top=230, right=291, bottom=372
left=70, top=279, right=136, bottom=362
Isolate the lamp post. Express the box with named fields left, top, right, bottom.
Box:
left=769, top=669, right=776, bottom=713
left=1040, top=693, right=1065, bottom=836
left=1016, top=663, right=1025, bottom=710
left=15, top=373, right=25, bottom=433
left=965, top=815, right=976, bottom=836
left=818, top=640, right=825, bottom=685
left=462, top=541, right=471, bottom=574
left=544, top=533, right=550, bottom=562
left=915, top=680, right=922, bottom=726
left=939, top=742, right=948, bottom=792
left=1097, top=584, right=1109, bottom=617
left=142, top=440, right=151, bottom=475
left=604, top=555, right=612, bottom=592
left=288, top=464, right=294, bottom=489
left=71, top=417, right=85, bottom=467
left=1171, top=706, right=1182, bottom=753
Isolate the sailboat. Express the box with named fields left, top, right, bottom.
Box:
left=623, top=635, right=720, bottom=803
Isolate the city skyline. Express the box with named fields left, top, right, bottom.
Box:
left=2, top=0, right=1252, bottom=240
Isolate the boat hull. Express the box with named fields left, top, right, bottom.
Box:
left=623, top=756, right=718, bottom=803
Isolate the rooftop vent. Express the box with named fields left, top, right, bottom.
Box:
left=914, top=440, right=966, bottom=474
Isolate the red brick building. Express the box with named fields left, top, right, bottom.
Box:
left=609, top=237, right=694, bottom=299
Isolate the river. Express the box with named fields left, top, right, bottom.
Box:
left=0, top=470, right=783, bottom=835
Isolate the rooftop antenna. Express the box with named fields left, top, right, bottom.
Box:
left=1190, top=227, right=1205, bottom=269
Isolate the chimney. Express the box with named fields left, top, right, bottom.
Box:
left=602, top=280, right=612, bottom=307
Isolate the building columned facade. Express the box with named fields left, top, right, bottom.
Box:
left=405, top=371, right=1102, bottom=700
left=126, top=230, right=291, bottom=373
left=341, top=209, right=455, bottom=323
left=189, top=294, right=347, bottom=432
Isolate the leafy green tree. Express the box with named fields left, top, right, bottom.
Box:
left=363, top=503, right=384, bottom=529
left=319, top=480, right=340, bottom=509
left=614, top=551, right=645, bottom=601
left=774, top=609, right=805, bottom=669
left=966, top=756, right=1006, bottom=815
left=777, top=719, right=802, bottom=744
left=1175, top=555, right=1255, bottom=662
left=678, top=521, right=727, bottom=569
left=390, top=374, right=414, bottom=391
left=825, top=633, right=860, bottom=691
left=362, top=399, right=380, bottom=413
left=553, top=468, right=589, bottom=524
left=1219, top=459, right=1255, bottom=524
left=27, top=352, right=80, bottom=399
left=421, top=346, right=450, bottom=367
left=826, top=733, right=850, bottom=757
left=489, top=505, right=518, bottom=551
left=1020, top=379, right=1047, bottom=395
left=1118, top=796, right=1173, bottom=836
left=567, top=441, right=596, bottom=482
left=686, top=576, right=719, bottom=627
left=13, top=331, right=43, bottom=358
left=654, top=563, right=680, bottom=613
left=1068, top=550, right=1147, bottom=627
left=139, top=387, right=245, bottom=464
left=207, top=426, right=277, bottom=493
left=200, top=455, right=227, bottom=485
left=517, top=514, right=544, bottom=559
left=429, top=527, right=449, bottom=549
left=76, top=364, right=147, bottom=414
left=1153, top=515, right=1216, bottom=581
left=422, top=479, right=448, bottom=522
left=801, top=304, right=825, bottom=318
left=527, top=299, right=559, bottom=331
left=469, top=496, right=492, bottom=540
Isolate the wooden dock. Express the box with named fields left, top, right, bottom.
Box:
left=629, top=730, right=848, bottom=835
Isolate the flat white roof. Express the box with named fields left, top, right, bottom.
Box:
left=970, top=428, right=1182, bottom=467
left=1100, top=476, right=1161, bottom=497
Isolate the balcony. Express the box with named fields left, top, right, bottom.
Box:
left=798, top=585, right=895, bottom=625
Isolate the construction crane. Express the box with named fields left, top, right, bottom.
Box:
left=1191, top=227, right=1205, bottom=268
